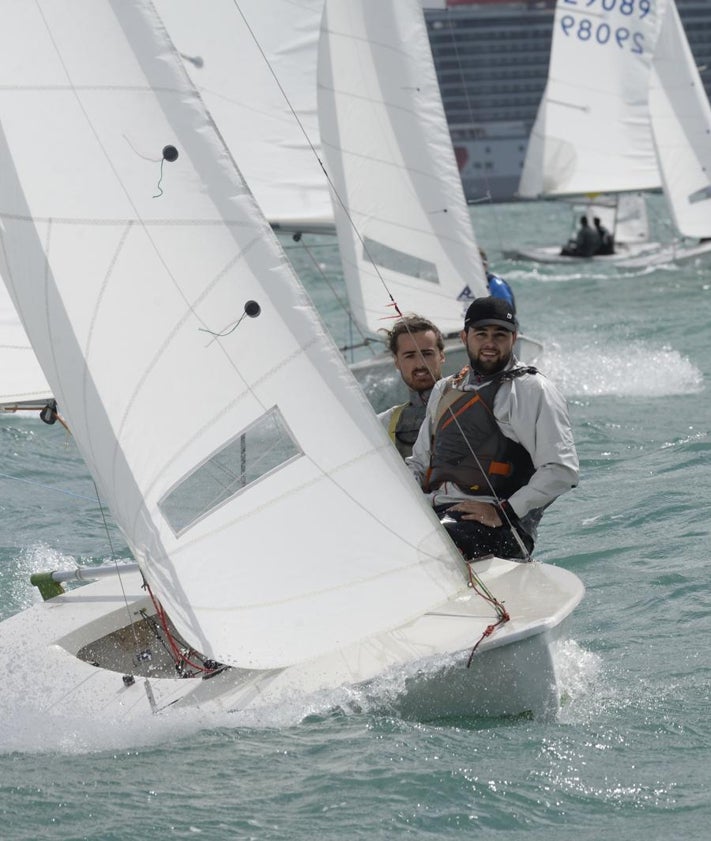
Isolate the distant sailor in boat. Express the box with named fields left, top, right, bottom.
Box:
left=593, top=217, right=615, bottom=255
left=560, top=215, right=599, bottom=258
left=407, top=297, right=579, bottom=560
left=378, top=315, right=445, bottom=459
left=479, top=247, right=516, bottom=310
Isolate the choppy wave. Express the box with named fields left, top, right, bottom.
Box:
left=539, top=339, right=703, bottom=397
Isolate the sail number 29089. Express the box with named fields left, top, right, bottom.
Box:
left=559, top=16, right=644, bottom=53
left=559, top=0, right=655, bottom=54
left=561, top=0, right=652, bottom=15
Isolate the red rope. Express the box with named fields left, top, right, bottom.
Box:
left=144, top=580, right=217, bottom=675
left=379, top=300, right=405, bottom=321
left=465, top=563, right=510, bottom=668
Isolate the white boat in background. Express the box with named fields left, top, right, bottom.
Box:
left=515, top=0, right=711, bottom=268
left=0, top=0, right=582, bottom=722
left=510, top=192, right=658, bottom=265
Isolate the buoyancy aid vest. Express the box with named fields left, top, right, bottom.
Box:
left=425, top=366, right=536, bottom=497
left=387, top=400, right=428, bottom=459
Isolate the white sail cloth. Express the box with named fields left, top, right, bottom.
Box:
left=153, top=0, right=332, bottom=231
left=317, top=0, right=488, bottom=339
left=0, top=281, right=51, bottom=406
left=649, top=0, right=711, bottom=238
left=0, top=0, right=467, bottom=669
left=519, top=0, right=666, bottom=197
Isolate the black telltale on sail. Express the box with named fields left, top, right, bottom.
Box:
left=244, top=300, right=261, bottom=318
left=162, top=145, right=179, bottom=162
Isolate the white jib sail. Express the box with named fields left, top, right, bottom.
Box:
left=0, top=279, right=51, bottom=406
left=153, top=0, right=333, bottom=232
left=519, top=0, right=666, bottom=198
left=0, top=0, right=466, bottom=669
left=649, top=0, right=711, bottom=239
left=317, top=0, right=488, bottom=339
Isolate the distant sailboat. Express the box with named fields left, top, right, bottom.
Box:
left=0, top=0, right=582, bottom=722
left=515, top=0, right=711, bottom=267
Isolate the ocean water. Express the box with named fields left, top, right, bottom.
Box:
left=1, top=196, right=710, bottom=840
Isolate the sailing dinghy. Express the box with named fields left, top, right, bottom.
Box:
left=515, top=0, right=711, bottom=267
left=0, top=0, right=583, bottom=722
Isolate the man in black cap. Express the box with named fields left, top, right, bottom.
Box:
left=407, top=297, right=578, bottom=561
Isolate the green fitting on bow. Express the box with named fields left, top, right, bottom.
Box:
left=30, top=572, right=65, bottom=601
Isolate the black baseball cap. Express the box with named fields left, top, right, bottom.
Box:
left=463, top=296, right=517, bottom=332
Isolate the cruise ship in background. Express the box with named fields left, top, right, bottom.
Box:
left=423, top=0, right=711, bottom=203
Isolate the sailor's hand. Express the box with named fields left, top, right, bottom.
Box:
left=448, top=500, right=502, bottom=528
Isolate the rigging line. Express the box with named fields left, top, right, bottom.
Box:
left=292, top=236, right=366, bottom=340
left=0, top=471, right=99, bottom=501
left=153, top=157, right=166, bottom=198
left=290, top=234, right=373, bottom=352
left=465, top=561, right=510, bottom=666
left=143, top=580, right=217, bottom=675
left=90, top=477, right=144, bottom=654
left=231, top=1, right=403, bottom=319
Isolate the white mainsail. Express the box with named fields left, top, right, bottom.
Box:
left=519, top=0, right=665, bottom=198
left=649, top=0, right=711, bottom=239
left=153, top=0, right=332, bottom=232
left=317, top=0, right=488, bottom=339
left=0, top=0, right=468, bottom=669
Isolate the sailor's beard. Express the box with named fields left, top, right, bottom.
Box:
left=469, top=350, right=511, bottom=376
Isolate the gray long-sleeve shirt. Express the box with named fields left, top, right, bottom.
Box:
left=406, top=362, right=579, bottom=520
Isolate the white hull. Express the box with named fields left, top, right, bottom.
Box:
left=508, top=237, right=711, bottom=268
left=507, top=241, right=665, bottom=266
left=3, top=558, right=583, bottom=722
left=612, top=238, right=711, bottom=269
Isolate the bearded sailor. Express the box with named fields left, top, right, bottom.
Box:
left=407, top=297, right=579, bottom=560
left=378, top=315, right=446, bottom=460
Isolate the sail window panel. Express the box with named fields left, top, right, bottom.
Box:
left=159, top=406, right=302, bottom=535
left=362, top=237, right=439, bottom=284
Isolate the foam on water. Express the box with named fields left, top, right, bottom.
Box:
left=539, top=339, right=703, bottom=397
left=505, top=262, right=665, bottom=285
left=0, top=635, right=603, bottom=754
left=554, top=639, right=604, bottom=722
